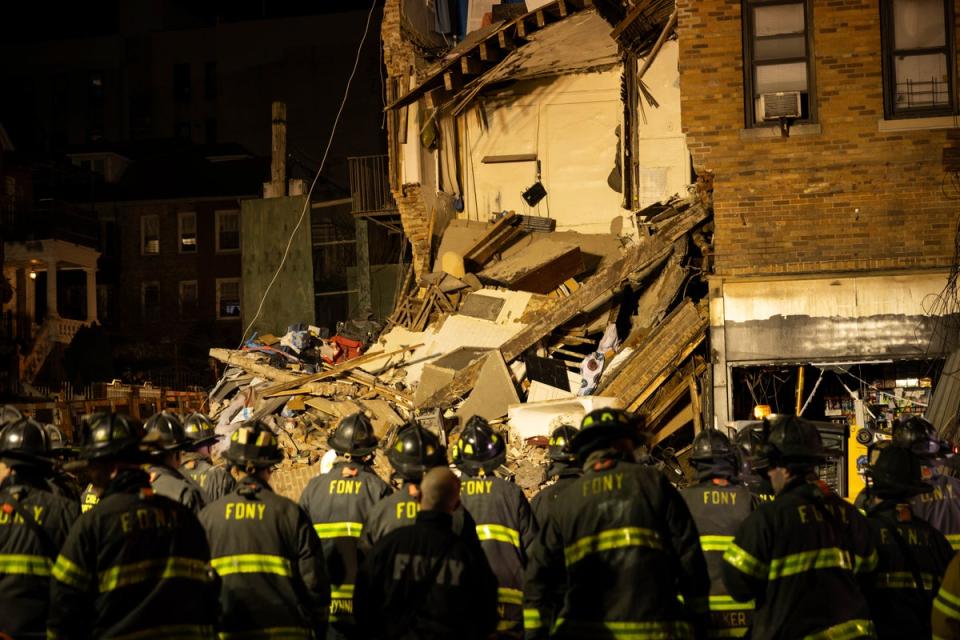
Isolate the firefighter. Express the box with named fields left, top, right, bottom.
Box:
left=736, top=426, right=775, bottom=504
left=894, top=415, right=960, bottom=550
left=200, top=419, right=330, bottom=639
left=180, top=412, right=236, bottom=502
left=452, top=415, right=537, bottom=638
left=43, top=422, right=82, bottom=501
left=524, top=408, right=710, bottom=639
left=680, top=429, right=756, bottom=639
left=861, top=445, right=953, bottom=639
left=722, top=414, right=877, bottom=639
left=354, top=466, right=499, bottom=640
left=530, top=424, right=581, bottom=527
left=298, top=412, right=392, bottom=638
left=143, top=410, right=206, bottom=513
left=0, top=417, right=80, bottom=640
left=47, top=412, right=217, bottom=639
left=934, top=552, right=960, bottom=639
left=360, top=420, right=477, bottom=553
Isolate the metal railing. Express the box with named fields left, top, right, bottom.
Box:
left=348, top=155, right=398, bottom=216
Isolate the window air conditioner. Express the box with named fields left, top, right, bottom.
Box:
left=759, top=91, right=802, bottom=120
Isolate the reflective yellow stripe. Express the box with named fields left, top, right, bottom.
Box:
left=723, top=544, right=768, bottom=580
left=768, top=548, right=853, bottom=580
left=523, top=608, right=543, bottom=630
left=854, top=549, right=877, bottom=574
left=802, top=619, right=875, bottom=640
left=52, top=555, right=92, bottom=589
left=99, top=557, right=210, bottom=592
left=217, top=628, right=312, bottom=640
left=313, top=522, right=363, bottom=538
left=935, top=586, right=960, bottom=620
left=874, top=571, right=935, bottom=590
left=476, top=524, right=521, bottom=548
left=331, top=583, right=354, bottom=599
left=708, top=594, right=754, bottom=611
left=700, top=535, right=734, bottom=552
left=211, top=554, right=292, bottom=577
left=498, top=587, right=523, bottom=606
left=0, top=553, right=53, bottom=576
left=553, top=618, right=694, bottom=639
left=564, top=527, right=663, bottom=566
left=112, top=624, right=214, bottom=640
left=947, top=534, right=960, bottom=550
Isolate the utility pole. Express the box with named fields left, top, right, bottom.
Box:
left=264, top=101, right=287, bottom=198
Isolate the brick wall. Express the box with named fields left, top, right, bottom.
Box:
left=677, top=0, right=960, bottom=277
left=271, top=463, right=322, bottom=501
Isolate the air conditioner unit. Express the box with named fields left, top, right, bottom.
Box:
left=759, top=91, right=802, bottom=120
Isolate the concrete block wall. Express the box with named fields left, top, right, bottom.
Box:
left=677, top=0, right=960, bottom=278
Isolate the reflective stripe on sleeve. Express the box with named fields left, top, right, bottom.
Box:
left=854, top=549, right=878, bottom=574
left=51, top=554, right=92, bottom=589
left=523, top=608, right=543, bottom=631
left=767, top=548, right=853, bottom=580
left=708, top=594, right=755, bottom=611
left=874, top=571, right=935, bottom=590
left=313, top=522, right=363, bottom=539
left=476, top=524, right=521, bottom=548
left=211, top=554, right=292, bottom=578
left=552, top=618, right=694, bottom=640
left=99, top=557, right=210, bottom=592
left=700, top=535, right=734, bottom=553
left=722, top=543, right=768, bottom=580
left=0, top=553, right=53, bottom=576
left=564, top=527, right=663, bottom=566
left=946, top=534, right=960, bottom=551
left=111, top=624, right=215, bottom=639
left=217, top=628, right=312, bottom=639
left=802, top=619, right=876, bottom=640
left=331, top=583, right=355, bottom=600
left=934, top=585, right=960, bottom=621
left=709, top=629, right=748, bottom=639
left=497, top=587, right=523, bottom=606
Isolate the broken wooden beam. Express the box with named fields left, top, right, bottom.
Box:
left=209, top=348, right=300, bottom=383
left=463, top=212, right=524, bottom=271
left=477, top=241, right=583, bottom=294
left=460, top=55, right=485, bottom=76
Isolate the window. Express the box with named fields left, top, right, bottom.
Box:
left=882, top=0, right=955, bottom=117
left=142, top=282, right=160, bottom=319
left=141, top=215, right=159, bottom=255
left=216, top=278, right=241, bottom=320
left=216, top=210, right=241, bottom=253
left=174, top=63, right=191, bottom=101
left=204, top=62, right=217, bottom=100
left=178, top=212, right=197, bottom=253
left=179, top=280, right=199, bottom=317
left=742, top=0, right=815, bottom=125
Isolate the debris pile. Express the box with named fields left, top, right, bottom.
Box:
left=208, top=194, right=713, bottom=495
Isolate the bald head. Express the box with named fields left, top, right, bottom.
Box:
left=419, top=467, right=461, bottom=513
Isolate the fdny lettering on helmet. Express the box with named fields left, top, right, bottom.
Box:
left=703, top=491, right=738, bottom=506
left=393, top=553, right=464, bottom=586
left=0, top=505, right=43, bottom=526
left=463, top=479, right=494, bottom=495
left=120, top=507, right=181, bottom=533
left=395, top=500, right=419, bottom=520
left=797, top=503, right=850, bottom=525
left=879, top=526, right=933, bottom=547
left=329, top=479, right=363, bottom=495
left=582, top=473, right=624, bottom=497
left=917, top=483, right=955, bottom=503
left=225, top=502, right=267, bottom=521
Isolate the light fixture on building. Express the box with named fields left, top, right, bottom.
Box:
left=28, top=271, right=37, bottom=280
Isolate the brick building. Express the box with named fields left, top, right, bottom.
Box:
left=677, top=0, right=960, bottom=425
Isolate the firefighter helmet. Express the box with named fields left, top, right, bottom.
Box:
left=77, top=413, right=145, bottom=461
left=224, top=420, right=284, bottom=470
left=451, top=415, right=506, bottom=476
left=548, top=424, right=578, bottom=463
left=761, top=414, right=826, bottom=465
left=892, top=415, right=944, bottom=459
left=866, top=445, right=932, bottom=498
left=386, top=421, right=446, bottom=482
left=43, top=423, right=74, bottom=457
left=143, top=411, right=194, bottom=452
left=0, top=417, right=50, bottom=466
left=0, top=405, right=23, bottom=429
left=690, top=429, right=736, bottom=463
left=328, top=412, right=378, bottom=457
left=183, top=412, right=220, bottom=447
left=570, top=408, right=643, bottom=459
left=736, top=426, right=768, bottom=471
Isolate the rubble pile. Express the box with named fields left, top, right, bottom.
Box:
left=208, top=193, right=713, bottom=494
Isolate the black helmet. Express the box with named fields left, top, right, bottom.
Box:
left=77, top=413, right=145, bottom=461
left=866, top=445, right=932, bottom=498
left=570, top=408, right=642, bottom=460
left=143, top=411, right=193, bottom=451
left=224, top=420, right=284, bottom=470
left=0, top=405, right=23, bottom=429
left=761, top=414, right=825, bottom=465
left=691, top=429, right=736, bottom=463
left=451, top=415, right=506, bottom=476
left=736, top=426, right=768, bottom=471
left=893, top=415, right=944, bottom=459
left=548, top=424, right=578, bottom=463
left=328, top=412, right=378, bottom=457
left=43, top=424, right=74, bottom=457
left=386, top=421, right=446, bottom=482
left=0, top=417, right=50, bottom=466
left=183, top=413, right=220, bottom=447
